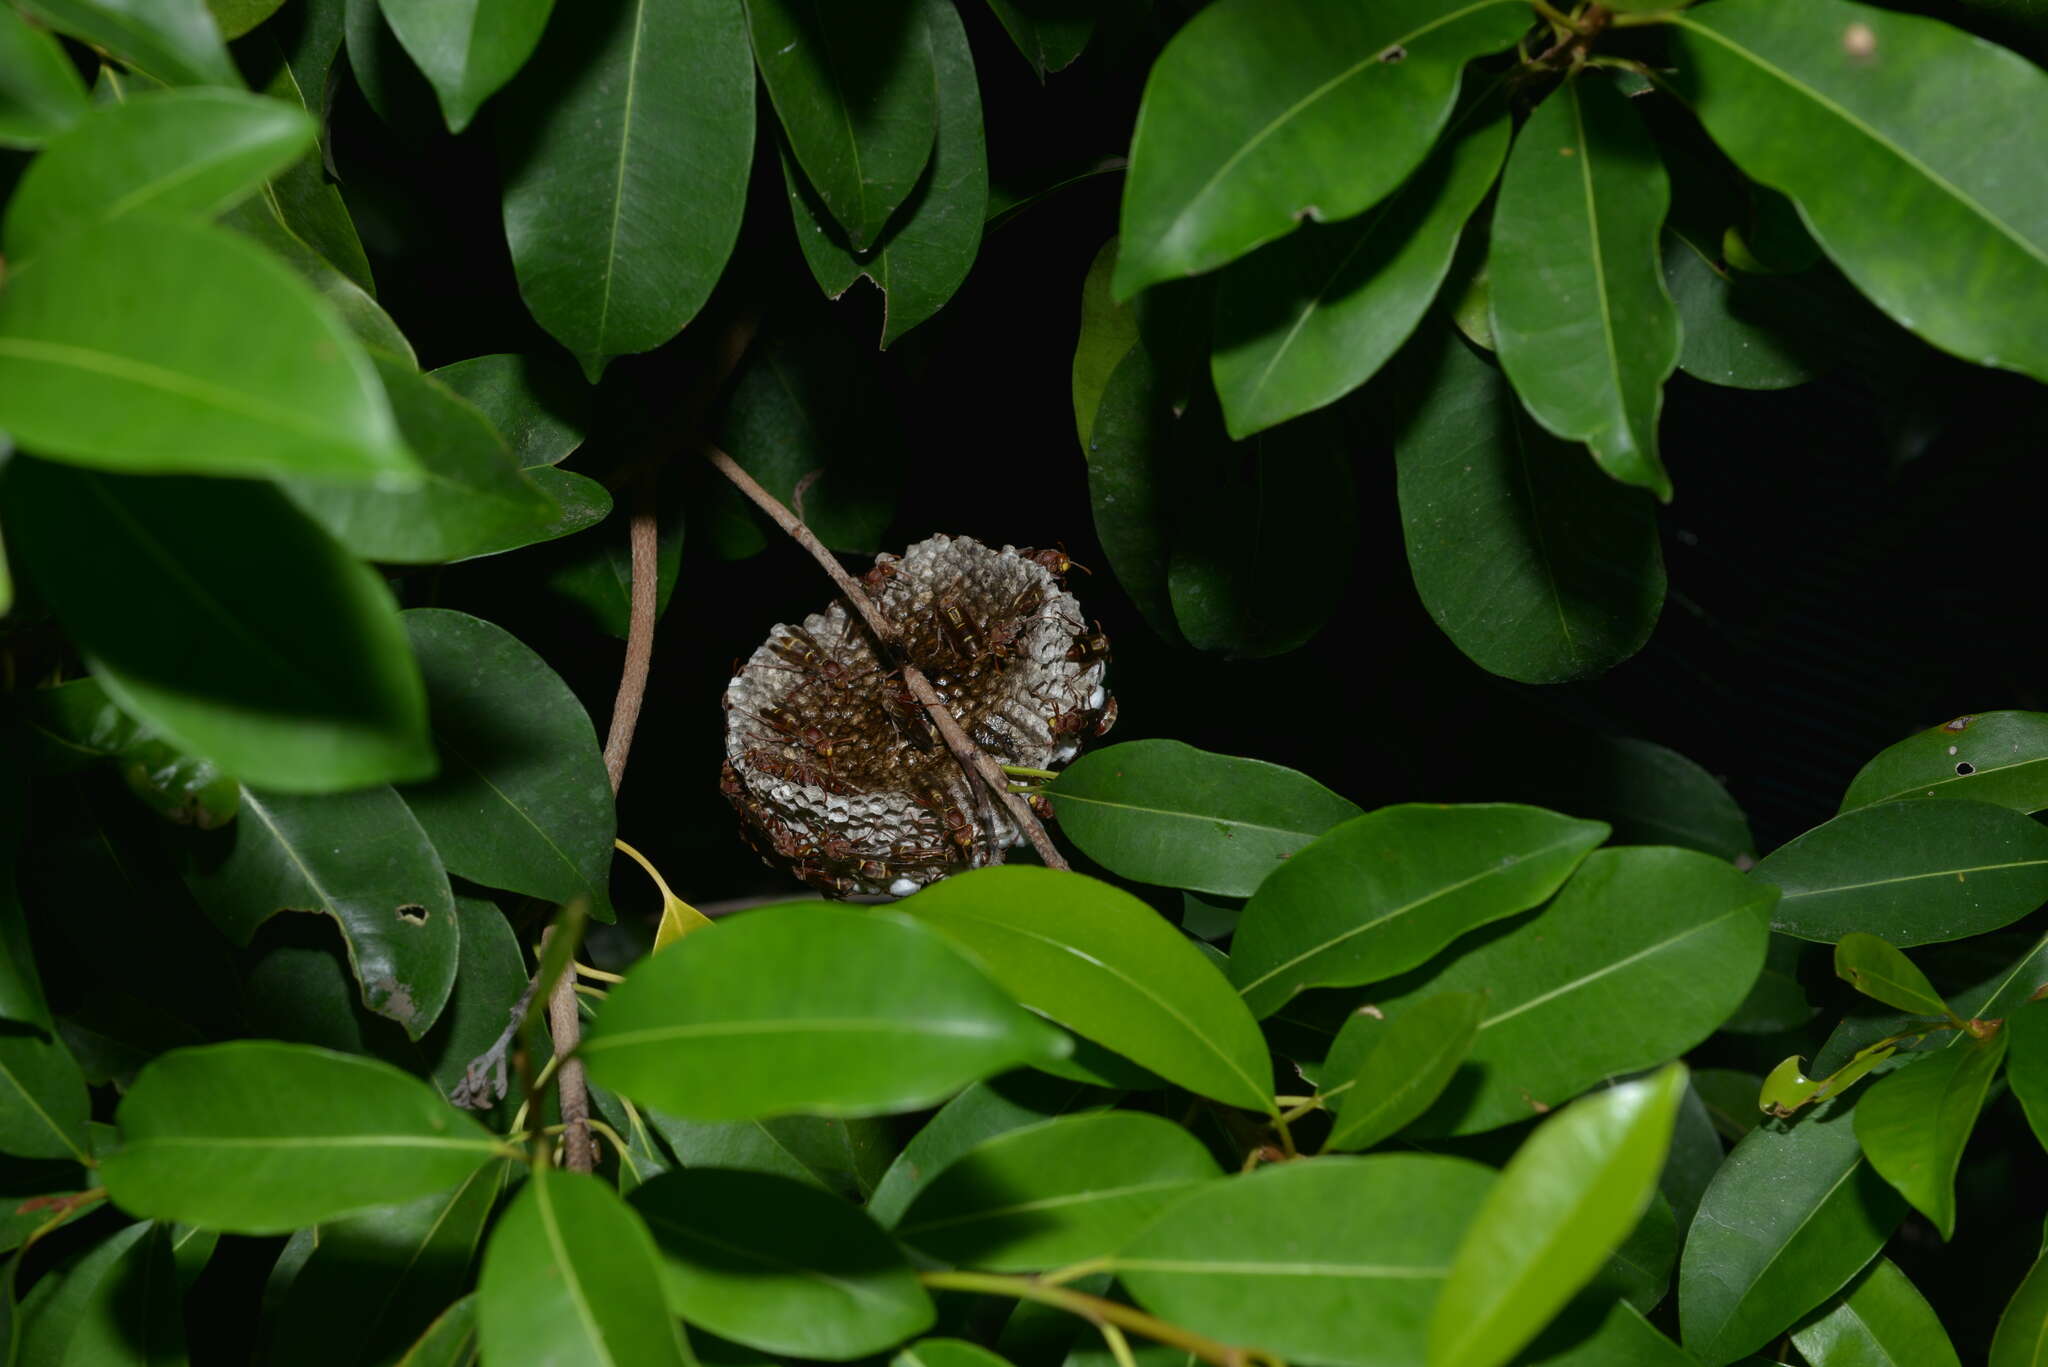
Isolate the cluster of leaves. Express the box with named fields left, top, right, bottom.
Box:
left=2, top=0, right=2047, bottom=1363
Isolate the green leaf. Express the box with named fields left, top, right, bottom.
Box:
left=1853, top=1029, right=2005, bottom=1237
left=584, top=901, right=1068, bottom=1120
left=1670, top=0, right=2048, bottom=383
left=18, top=1220, right=187, bottom=1365
left=1663, top=231, right=1827, bottom=391
left=1429, top=1065, right=1688, bottom=1367
left=430, top=354, right=589, bottom=469
left=896, top=1112, right=1219, bottom=1271
left=270, top=1164, right=506, bottom=1366
left=101, top=1041, right=503, bottom=1232
left=1073, top=237, right=1142, bottom=448
left=424, top=895, right=530, bottom=1107
left=1678, top=1090, right=1906, bottom=1366
left=1394, top=326, right=1665, bottom=684
left=2011, top=1000, right=2048, bottom=1153
left=3, top=461, right=433, bottom=791
left=216, top=190, right=412, bottom=364
left=1113, top=1154, right=1496, bottom=1367
left=645, top=1109, right=894, bottom=1203
left=29, top=677, right=242, bottom=828
left=1380, top=846, right=1774, bottom=1136
left=1084, top=344, right=1183, bottom=645
left=394, top=1295, right=480, bottom=1367
left=1517, top=1300, right=1693, bottom=1367
left=1517, top=734, right=1756, bottom=862
left=1752, top=798, right=2048, bottom=946
left=282, top=357, right=603, bottom=566
left=183, top=785, right=459, bottom=1037
left=984, top=0, right=1090, bottom=78
left=1789, top=1257, right=1960, bottom=1367
left=478, top=1165, right=691, bottom=1367
left=3, top=89, right=311, bottom=262
left=1692, top=1069, right=1764, bottom=1145
left=1319, top=991, right=1483, bottom=1153
left=1166, top=401, right=1356, bottom=659
left=1045, top=740, right=1361, bottom=898
left=1211, top=75, right=1508, bottom=438
left=499, top=0, right=753, bottom=380
left=1722, top=933, right=1814, bottom=1035
left=0, top=1032, right=91, bottom=1162
left=903, top=867, right=1274, bottom=1113
left=0, top=7, right=90, bottom=148
left=378, top=0, right=553, bottom=132
left=398, top=609, right=616, bottom=920
left=1833, top=933, right=1949, bottom=1018
left=785, top=0, right=987, bottom=347
left=0, top=215, right=415, bottom=482
left=1112, top=0, right=1525, bottom=297
left=209, top=0, right=285, bottom=38
left=1992, top=1222, right=2048, bottom=1367
left=1591, top=1190, right=1678, bottom=1315
left=869, top=1073, right=1115, bottom=1227
left=1489, top=77, right=1680, bottom=500
left=1230, top=803, right=1609, bottom=1019
left=748, top=0, right=935, bottom=250
left=1841, top=711, right=2048, bottom=815
left=20, top=0, right=238, bottom=86
left=633, top=1169, right=933, bottom=1358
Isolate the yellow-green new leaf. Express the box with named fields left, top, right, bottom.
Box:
left=1854, top=1029, right=2006, bottom=1237
left=1833, top=933, right=1950, bottom=1018
left=0, top=7, right=91, bottom=148
left=21, top=0, right=239, bottom=87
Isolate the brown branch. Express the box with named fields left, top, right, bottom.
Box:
left=703, top=444, right=1070, bottom=873
left=602, top=484, right=660, bottom=792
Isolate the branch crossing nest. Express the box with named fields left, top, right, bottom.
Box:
left=722, top=535, right=1113, bottom=897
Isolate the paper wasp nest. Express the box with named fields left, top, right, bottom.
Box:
left=722, top=535, right=1113, bottom=898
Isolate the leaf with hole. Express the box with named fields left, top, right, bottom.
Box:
left=903, top=867, right=1274, bottom=1113
left=1842, top=711, right=2048, bottom=815
left=633, top=1169, right=933, bottom=1359
left=100, top=1042, right=503, bottom=1233
left=584, top=901, right=1069, bottom=1120
left=1753, top=798, right=2048, bottom=946
left=1230, top=803, right=1608, bottom=1019
left=1394, top=326, right=1665, bottom=684
left=1046, top=740, right=1360, bottom=898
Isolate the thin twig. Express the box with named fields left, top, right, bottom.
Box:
left=702, top=444, right=1069, bottom=872
left=919, top=1271, right=1280, bottom=1367
left=602, top=483, right=660, bottom=792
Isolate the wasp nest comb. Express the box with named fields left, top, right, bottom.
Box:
left=722, top=534, right=1114, bottom=898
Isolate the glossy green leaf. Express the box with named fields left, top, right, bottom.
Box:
left=896, top=1112, right=1218, bottom=1271
left=424, top=895, right=530, bottom=1108
left=17, top=1219, right=186, bottom=1365
left=1112, top=0, right=1525, bottom=297
left=478, top=1165, right=691, bottom=1367
left=3, top=89, right=310, bottom=262
left=395, top=1295, right=480, bottom=1367
left=430, top=354, right=588, bottom=469
left=1084, top=344, right=1183, bottom=645
left=1753, top=798, right=2048, bottom=946
left=870, top=1073, right=1115, bottom=1227
left=183, top=784, right=458, bottom=1037
left=633, top=1169, right=932, bottom=1358
left=0, top=215, right=413, bottom=482
left=1591, top=1190, right=1678, bottom=1316
left=0, top=1032, right=91, bottom=1162
left=21, top=0, right=238, bottom=86
left=209, top=0, right=284, bottom=38
left=1211, top=76, right=1508, bottom=438
left=985, top=0, right=1089, bottom=77
left=1382, top=847, right=1774, bottom=1136
left=1663, top=231, right=1826, bottom=391
left=1842, top=711, right=2048, bottom=814
left=30, top=676, right=241, bottom=828
left=903, top=866, right=1274, bottom=1113
left=748, top=0, right=934, bottom=250
left=0, top=846, right=53, bottom=1035
left=1670, top=0, right=2048, bottom=383
left=1073, top=237, right=1142, bottom=448
left=2, top=461, right=433, bottom=791
left=1853, top=1028, right=2005, bottom=1237
left=2012, top=1000, right=2048, bottom=1153
left=1833, top=933, right=1949, bottom=1018
left=283, top=357, right=602, bottom=565
left=379, top=0, right=552, bottom=132
left=1490, top=77, right=1679, bottom=499
left=646, top=1108, right=892, bottom=1203
left=1721, top=933, right=1814, bottom=1035
left=1429, top=1065, right=1687, bottom=1367
left=0, top=8, right=91, bottom=148
left=399, top=610, right=616, bottom=920
left=271, top=1164, right=506, bottom=1366
left=1045, top=740, right=1361, bottom=898
left=1789, top=1257, right=1960, bottom=1367
left=1394, top=327, right=1665, bottom=684
left=1693, top=1069, right=1764, bottom=1144
left=101, top=1042, right=503, bottom=1232
left=1679, top=1090, right=1906, bottom=1366
left=1991, top=1222, right=2048, bottom=1367
left=499, top=0, right=752, bottom=380
left=1319, top=991, right=1483, bottom=1153
left=1518, top=1299, right=1693, bottom=1367
left=1521, top=734, right=1755, bottom=862
left=1167, top=401, right=1356, bottom=659
left=245, top=26, right=376, bottom=290
left=585, top=901, right=1068, bottom=1120
left=1114, top=1155, right=1496, bottom=1367
left=1231, top=803, right=1609, bottom=1019
left=216, top=190, right=411, bottom=365
left=786, top=0, right=986, bottom=347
